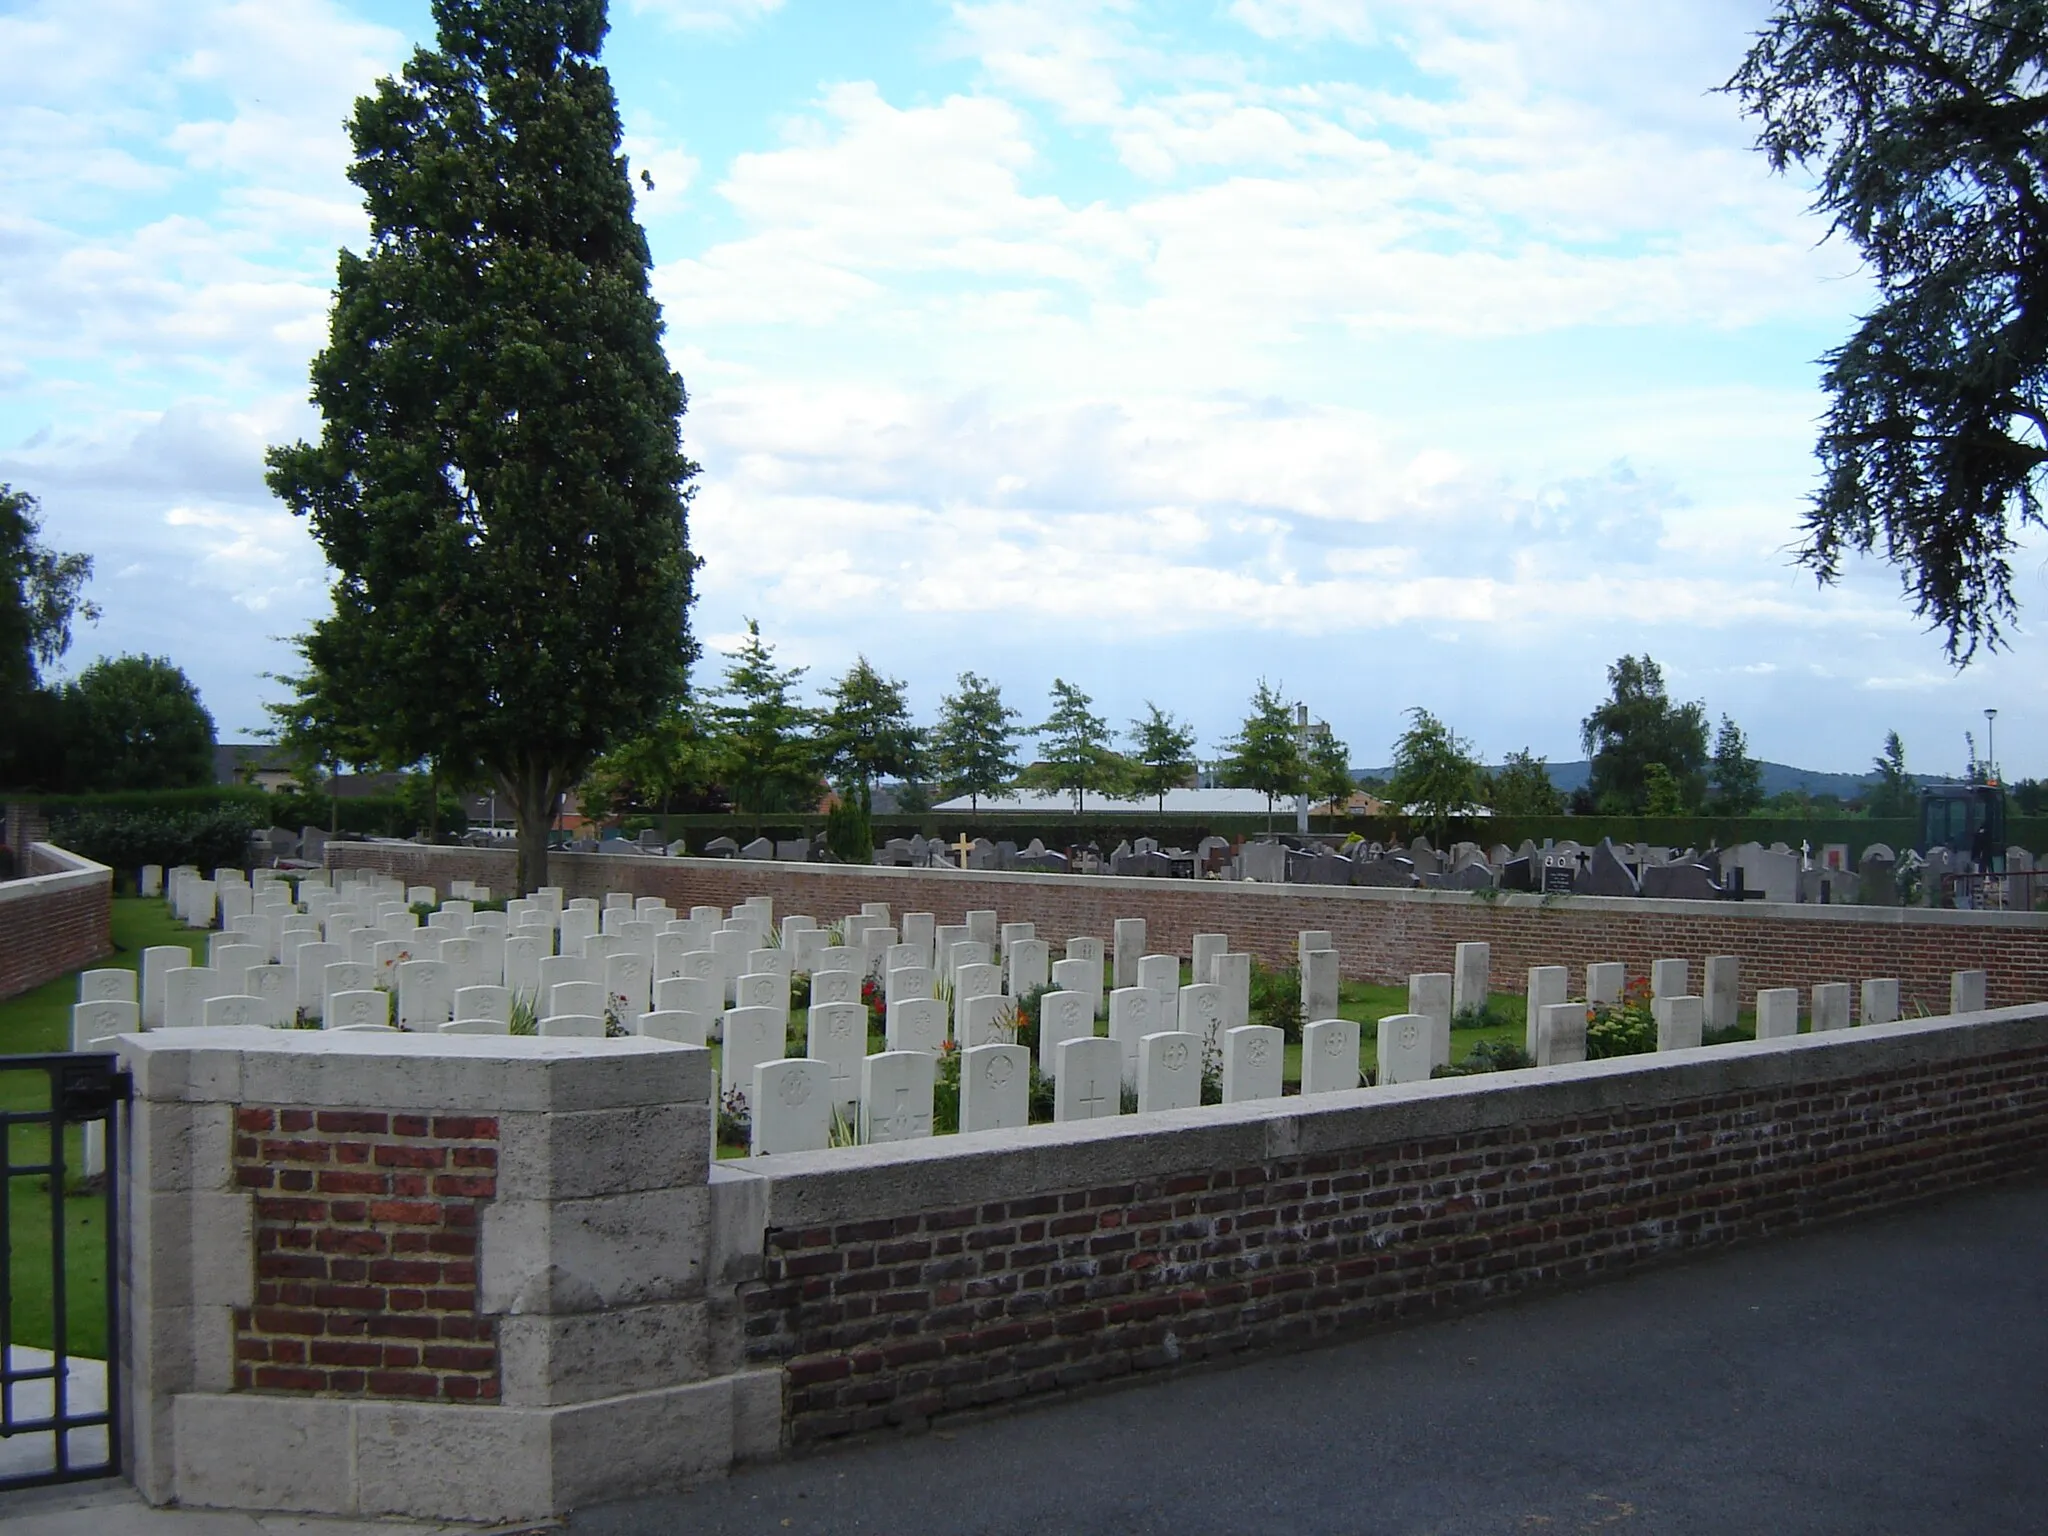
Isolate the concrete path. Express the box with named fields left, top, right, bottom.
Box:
left=9, top=1177, right=2046, bottom=1535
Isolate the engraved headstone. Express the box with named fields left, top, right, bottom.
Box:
left=862, top=1051, right=936, bottom=1142
left=1054, top=1035, right=1122, bottom=1122
left=1137, top=1030, right=1201, bottom=1112
left=1222, top=1025, right=1284, bottom=1103
left=959, top=1044, right=1031, bottom=1133
left=1376, top=1012, right=1434, bottom=1085
left=752, top=1060, right=831, bottom=1155
left=1300, top=1017, right=1359, bottom=1095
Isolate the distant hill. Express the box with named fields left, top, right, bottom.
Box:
left=1354, top=759, right=1919, bottom=801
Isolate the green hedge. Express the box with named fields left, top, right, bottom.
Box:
left=47, top=804, right=262, bottom=882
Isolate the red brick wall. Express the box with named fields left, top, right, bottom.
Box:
left=232, top=1107, right=500, bottom=1401
left=744, top=1043, right=2048, bottom=1445
left=0, top=849, right=112, bottom=1002
left=328, top=844, right=2048, bottom=1013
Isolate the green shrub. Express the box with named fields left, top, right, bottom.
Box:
left=1249, top=961, right=1303, bottom=1041
left=1587, top=979, right=1657, bottom=1058
left=1435, top=1037, right=1535, bottom=1077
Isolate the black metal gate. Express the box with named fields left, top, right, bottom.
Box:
left=0, top=1053, right=126, bottom=1489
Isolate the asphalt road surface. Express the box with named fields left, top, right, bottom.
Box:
left=571, top=1178, right=2048, bottom=1536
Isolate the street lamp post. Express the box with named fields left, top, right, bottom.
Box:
left=1986, top=708, right=1999, bottom=783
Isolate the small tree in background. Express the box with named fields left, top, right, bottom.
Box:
left=1127, top=702, right=1197, bottom=813
left=0, top=484, right=99, bottom=791
left=818, top=655, right=920, bottom=863
left=819, top=656, right=922, bottom=812
left=1220, top=679, right=1305, bottom=828
left=929, top=671, right=1022, bottom=812
left=1025, top=678, right=1124, bottom=812
left=1707, top=715, right=1764, bottom=816
left=1487, top=749, right=1561, bottom=817
left=1386, top=707, right=1482, bottom=847
left=1305, top=726, right=1354, bottom=823
left=711, top=620, right=818, bottom=816
left=1581, top=655, right=1709, bottom=813
left=1867, top=729, right=1915, bottom=818
left=61, top=656, right=216, bottom=793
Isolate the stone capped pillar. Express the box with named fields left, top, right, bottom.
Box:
left=118, top=1027, right=777, bottom=1524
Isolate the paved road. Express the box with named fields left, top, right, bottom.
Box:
left=575, top=1178, right=2048, bottom=1536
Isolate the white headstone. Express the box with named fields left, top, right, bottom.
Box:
left=141, top=945, right=194, bottom=1029
left=1037, top=990, right=1094, bottom=1077
left=810, top=967, right=859, bottom=1009
left=636, top=1010, right=710, bottom=1045
left=966, top=910, right=999, bottom=949
left=1704, top=956, right=1741, bottom=1033
left=790, top=929, right=829, bottom=974
left=1301, top=948, right=1339, bottom=1029
left=1214, top=952, right=1250, bottom=1034
left=1054, top=1035, right=1121, bottom=1123
left=1222, top=1025, right=1284, bottom=1103
left=959, top=1044, right=1030, bottom=1133
left=549, top=979, right=605, bottom=1020
left=1136, top=1031, right=1201, bottom=1112
left=1585, top=962, right=1626, bottom=1008
left=441, top=1016, right=512, bottom=1036
left=1108, top=987, right=1165, bottom=1083
left=397, top=960, right=453, bottom=1030
left=163, top=968, right=224, bottom=1028
left=1755, top=987, right=1800, bottom=1040
left=1191, top=934, right=1227, bottom=986
left=1653, top=994, right=1704, bottom=1050
left=957, top=993, right=1016, bottom=1049
left=1006, top=939, right=1050, bottom=997
left=862, top=1051, right=936, bottom=1142
left=203, top=994, right=269, bottom=1029
left=886, top=965, right=934, bottom=1007
left=537, top=1014, right=604, bottom=1038
left=1861, top=978, right=1900, bottom=1027
left=722, top=1006, right=786, bottom=1102
left=1138, top=954, right=1180, bottom=996
left=1651, top=957, right=1689, bottom=1001
left=72, top=999, right=138, bottom=1050
left=1524, top=966, right=1569, bottom=1054
left=886, top=996, right=948, bottom=1055
left=656, top=975, right=721, bottom=1017
left=327, top=989, right=389, bottom=1032
left=1376, top=1012, right=1434, bottom=1086
left=1177, top=983, right=1224, bottom=1049
left=733, top=970, right=787, bottom=1017
left=807, top=1001, right=869, bottom=1108
left=1452, top=941, right=1490, bottom=1018
left=953, top=962, right=1002, bottom=1033
left=322, top=962, right=373, bottom=1015
left=454, top=985, right=510, bottom=1025
left=79, top=969, right=135, bottom=1004
left=1112, top=918, right=1145, bottom=991
left=1951, top=969, right=1988, bottom=1014
left=1300, top=1018, right=1359, bottom=1095
left=1810, top=981, right=1852, bottom=1032
left=1407, top=972, right=1453, bottom=1068
left=245, top=965, right=297, bottom=1028
left=752, top=1059, right=831, bottom=1155
left=1534, top=1001, right=1586, bottom=1066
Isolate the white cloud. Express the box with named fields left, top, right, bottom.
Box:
left=625, top=0, right=786, bottom=34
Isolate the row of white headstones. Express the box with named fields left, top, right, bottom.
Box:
left=83, top=869, right=1989, bottom=1160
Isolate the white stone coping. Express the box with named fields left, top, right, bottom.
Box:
left=726, top=1003, right=2048, bottom=1231
left=324, top=846, right=2048, bottom=933
left=115, top=1026, right=711, bottom=1112
left=0, top=841, right=111, bottom=903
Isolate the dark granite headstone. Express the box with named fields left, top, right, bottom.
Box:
left=704, top=836, right=739, bottom=858
left=1574, top=842, right=1639, bottom=897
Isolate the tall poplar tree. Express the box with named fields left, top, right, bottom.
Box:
left=266, top=0, right=698, bottom=892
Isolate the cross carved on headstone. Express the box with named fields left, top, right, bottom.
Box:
left=1079, top=1071, right=1107, bottom=1117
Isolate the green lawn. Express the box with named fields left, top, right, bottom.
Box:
left=0, top=897, right=199, bottom=1355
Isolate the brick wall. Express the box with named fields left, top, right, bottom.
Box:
left=0, top=843, right=112, bottom=1001
left=741, top=1037, right=2048, bottom=1446
left=231, top=1106, right=500, bottom=1402
left=329, top=843, right=2048, bottom=1011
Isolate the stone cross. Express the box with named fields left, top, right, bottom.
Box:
left=952, top=833, right=974, bottom=869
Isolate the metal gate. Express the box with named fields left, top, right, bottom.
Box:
left=0, top=1053, right=126, bottom=1489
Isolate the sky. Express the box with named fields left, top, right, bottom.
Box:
left=2, top=0, right=2041, bottom=779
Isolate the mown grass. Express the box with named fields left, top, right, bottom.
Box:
left=0, top=897, right=199, bottom=1355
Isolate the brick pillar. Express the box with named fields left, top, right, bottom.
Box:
left=118, top=1029, right=780, bottom=1523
